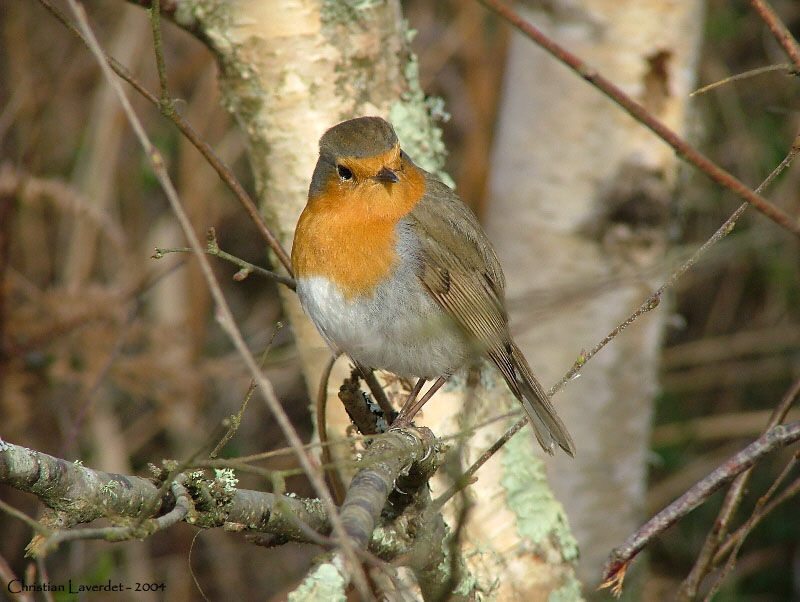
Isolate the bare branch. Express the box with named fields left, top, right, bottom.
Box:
left=0, top=440, right=331, bottom=552
left=749, top=0, right=800, bottom=69
left=601, top=420, right=800, bottom=593
left=678, top=375, right=800, bottom=599
left=476, top=0, right=800, bottom=238
left=38, top=0, right=294, bottom=276
left=690, top=63, right=797, bottom=96
left=340, top=427, right=441, bottom=549
left=152, top=227, right=296, bottom=290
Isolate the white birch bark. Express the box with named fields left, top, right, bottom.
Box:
left=485, top=0, right=705, bottom=590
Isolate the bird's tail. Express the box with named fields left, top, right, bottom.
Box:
left=508, top=342, right=575, bottom=457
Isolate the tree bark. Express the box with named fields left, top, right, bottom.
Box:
left=485, top=0, right=705, bottom=591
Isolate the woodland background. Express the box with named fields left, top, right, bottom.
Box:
left=1, top=0, right=800, bottom=600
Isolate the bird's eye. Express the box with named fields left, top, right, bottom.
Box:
left=337, top=164, right=353, bottom=181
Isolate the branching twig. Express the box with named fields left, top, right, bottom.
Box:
left=152, top=229, right=295, bottom=288
left=713, top=469, right=800, bottom=564
left=37, top=0, right=294, bottom=276
left=601, top=421, right=800, bottom=594
left=704, top=458, right=800, bottom=601
left=678, top=375, right=800, bottom=599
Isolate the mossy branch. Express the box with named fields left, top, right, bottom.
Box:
left=0, top=440, right=329, bottom=556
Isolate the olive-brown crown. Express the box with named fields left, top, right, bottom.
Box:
left=319, top=116, right=398, bottom=159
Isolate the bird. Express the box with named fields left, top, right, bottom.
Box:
left=291, top=116, right=574, bottom=456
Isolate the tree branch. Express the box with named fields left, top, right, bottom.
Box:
left=1, top=430, right=450, bottom=575
left=38, top=0, right=294, bottom=276
left=601, top=420, right=800, bottom=594
left=476, top=0, right=800, bottom=238
left=0, top=440, right=333, bottom=554
left=749, top=0, right=800, bottom=70
left=340, top=427, right=441, bottom=549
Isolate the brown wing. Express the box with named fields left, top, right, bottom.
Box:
left=405, top=177, right=520, bottom=392
left=406, top=175, right=575, bottom=456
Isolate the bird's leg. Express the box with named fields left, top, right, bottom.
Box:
left=392, top=376, right=447, bottom=427
left=397, top=378, right=426, bottom=419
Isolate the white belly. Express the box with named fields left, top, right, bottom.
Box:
left=296, top=269, right=469, bottom=379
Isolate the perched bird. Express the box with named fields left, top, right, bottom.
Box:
left=292, top=116, right=574, bottom=456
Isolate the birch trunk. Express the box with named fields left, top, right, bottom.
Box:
left=485, top=0, right=705, bottom=591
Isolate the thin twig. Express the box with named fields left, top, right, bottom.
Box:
left=714, top=469, right=800, bottom=565
left=0, top=498, right=51, bottom=537
left=677, top=464, right=750, bottom=602
left=432, top=416, right=526, bottom=510
left=62, top=3, right=370, bottom=598
left=317, top=353, right=347, bottom=504
left=679, top=375, right=800, bottom=599
left=152, top=234, right=295, bottom=288
left=601, top=421, right=800, bottom=593
left=749, top=0, right=800, bottom=70
left=38, top=0, right=294, bottom=275
left=204, top=226, right=294, bottom=287
left=704, top=458, right=800, bottom=601
left=229, top=433, right=377, bottom=464
left=476, top=0, right=800, bottom=238
left=690, top=63, right=796, bottom=97
left=210, top=330, right=281, bottom=458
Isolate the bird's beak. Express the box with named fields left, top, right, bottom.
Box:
left=373, top=166, right=399, bottom=183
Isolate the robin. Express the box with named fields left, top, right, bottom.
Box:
left=292, top=116, right=574, bottom=456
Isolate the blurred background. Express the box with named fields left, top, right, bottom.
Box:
left=1, top=0, right=799, bottom=599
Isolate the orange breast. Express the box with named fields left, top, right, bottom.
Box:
left=292, top=166, right=425, bottom=299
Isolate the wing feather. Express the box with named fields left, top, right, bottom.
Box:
left=405, top=175, right=575, bottom=456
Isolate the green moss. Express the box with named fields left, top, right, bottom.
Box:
left=287, top=562, right=347, bottom=602
left=548, top=575, right=583, bottom=602
left=390, top=55, right=454, bottom=187
left=431, top=530, right=479, bottom=597
left=500, top=431, right=579, bottom=563
left=321, top=0, right=387, bottom=24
